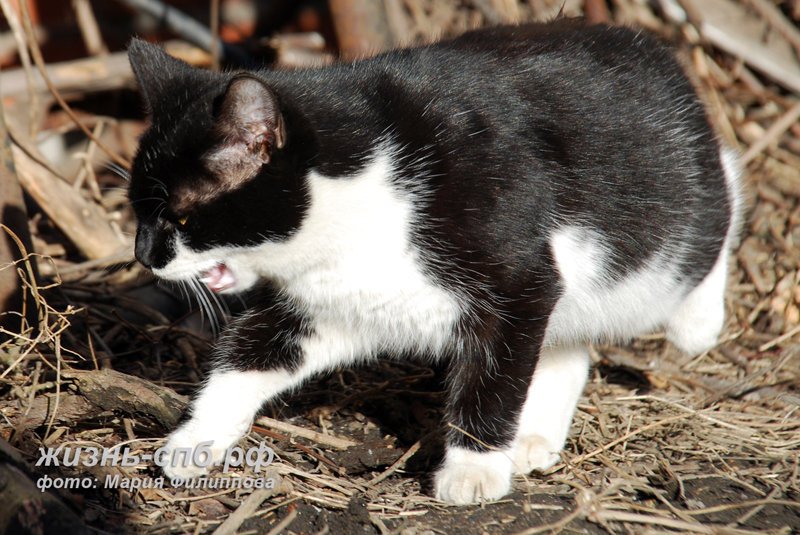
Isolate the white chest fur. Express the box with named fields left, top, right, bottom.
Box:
left=153, top=147, right=463, bottom=360
left=252, top=149, right=463, bottom=361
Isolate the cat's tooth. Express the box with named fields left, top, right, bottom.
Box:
left=219, top=269, right=237, bottom=287
left=200, top=265, right=222, bottom=285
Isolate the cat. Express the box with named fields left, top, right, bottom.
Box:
left=127, top=19, right=742, bottom=504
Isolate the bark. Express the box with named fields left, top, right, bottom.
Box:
left=0, top=437, right=93, bottom=535
left=0, top=77, right=36, bottom=334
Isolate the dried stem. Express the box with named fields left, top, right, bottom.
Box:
left=16, top=0, right=130, bottom=169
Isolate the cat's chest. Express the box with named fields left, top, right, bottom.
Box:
left=284, top=254, right=459, bottom=355
left=262, top=151, right=463, bottom=355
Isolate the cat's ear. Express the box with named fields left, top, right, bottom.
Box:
left=128, top=38, right=196, bottom=111
left=214, top=74, right=287, bottom=165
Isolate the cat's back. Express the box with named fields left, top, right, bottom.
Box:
left=268, top=22, right=727, bottom=280
left=273, top=21, right=683, bottom=110
left=366, top=21, right=686, bottom=96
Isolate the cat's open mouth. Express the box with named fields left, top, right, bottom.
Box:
left=200, top=264, right=237, bottom=292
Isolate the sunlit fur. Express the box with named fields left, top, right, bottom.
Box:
left=128, top=21, right=742, bottom=504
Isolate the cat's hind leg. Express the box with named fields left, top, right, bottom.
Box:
left=667, top=149, right=741, bottom=356
left=512, top=345, right=590, bottom=474
left=665, top=245, right=728, bottom=355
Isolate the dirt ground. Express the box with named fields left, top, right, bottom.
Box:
left=1, top=0, right=800, bottom=534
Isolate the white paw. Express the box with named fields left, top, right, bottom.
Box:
left=666, top=291, right=723, bottom=355
left=434, top=448, right=513, bottom=504
left=161, top=425, right=239, bottom=480
left=513, top=435, right=560, bottom=474
left=162, top=456, right=209, bottom=480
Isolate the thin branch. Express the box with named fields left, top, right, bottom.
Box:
left=17, top=0, right=130, bottom=169
left=0, top=0, right=39, bottom=139
left=255, top=415, right=358, bottom=449
left=369, top=429, right=438, bottom=486
left=210, top=0, right=220, bottom=71
left=740, top=101, right=800, bottom=165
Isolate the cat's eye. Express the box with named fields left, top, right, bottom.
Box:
left=178, top=216, right=189, bottom=226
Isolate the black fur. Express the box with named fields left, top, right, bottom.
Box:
left=129, top=20, right=731, bottom=472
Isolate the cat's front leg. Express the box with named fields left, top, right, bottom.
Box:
left=434, top=316, right=549, bottom=504
left=162, top=294, right=312, bottom=479
left=163, top=368, right=295, bottom=479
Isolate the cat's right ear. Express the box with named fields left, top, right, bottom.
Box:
left=128, top=38, right=195, bottom=112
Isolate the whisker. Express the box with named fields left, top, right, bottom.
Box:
left=192, top=278, right=221, bottom=336
left=130, top=196, right=165, bottom=205
left=146, top=175, right=169, bottom=196
left=188, top=279, right=208, bottom=333
left=204, top=284, right=231, bottom=320
left=177, top=280, right=190, bottom=309
left=200, top=290, right=220, bottom=336
left=100, top=161, right=131, bottom=181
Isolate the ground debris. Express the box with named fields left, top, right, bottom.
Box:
left=0, top=0, right=799, bottom=533
left=62, top=369, right=189, bottom=428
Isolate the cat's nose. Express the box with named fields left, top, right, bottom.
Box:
left=135, top=221, right=177, bottom=270
left=135, top=223, right=157, bottom=269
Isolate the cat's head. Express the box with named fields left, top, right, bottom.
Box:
left=128, top=39, right=309, bottom=293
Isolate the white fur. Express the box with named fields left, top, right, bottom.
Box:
left=545, top=227, right=690, bottom=347
left=434, top=447, right=514, bottom=503
left=549, top=228, right=605, bottom=284
left=512, top=345, right=590, bottom=474
left=278, top=154, right=461, bottom=359
left=163, top=369, right=293, bottom=478
left=163, top=147, right=465, bottom=478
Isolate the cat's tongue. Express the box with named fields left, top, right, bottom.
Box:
left=200, top=264, right=236, bottom=292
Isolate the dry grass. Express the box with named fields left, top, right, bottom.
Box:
left=1, top=0, right=800, bottom=533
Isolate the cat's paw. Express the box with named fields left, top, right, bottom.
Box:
left=162, top=456, right=208, bottom=480
left=513, top=435, right=560, bottom=474
left=161, top=426, right=234, bottom=480
left=435, top=464, right=512, bottom=504
left=434, top=448, right=513, bottom=504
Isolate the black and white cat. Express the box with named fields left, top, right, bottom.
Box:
left=127, top=20, right=742, bottom=504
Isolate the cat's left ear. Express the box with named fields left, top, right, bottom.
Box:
left=214, top=74, right=286, bottom=165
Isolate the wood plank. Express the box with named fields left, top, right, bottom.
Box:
left=692, top=0, right=800, bottom=95
left=12, top=141, right=130, bottom=260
